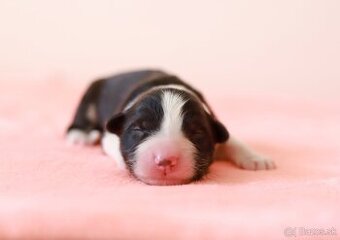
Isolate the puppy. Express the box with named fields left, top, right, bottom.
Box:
left=67, top=70, right=275, bottom=185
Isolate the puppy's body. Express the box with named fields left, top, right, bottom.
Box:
left=67, top=69, right=275, bottom=185
left=68, top=70, right=212, bottom=130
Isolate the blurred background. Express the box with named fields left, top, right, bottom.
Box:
left=0, top=0, right=339, bottom=99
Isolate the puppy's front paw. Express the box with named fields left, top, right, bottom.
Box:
left=66, top=129, right=101, bottom=145
left=235, top=154, right=276, bottom=170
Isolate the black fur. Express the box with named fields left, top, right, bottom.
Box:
left=107, top=92, right=164, bottom=171
left=67, top=80, right=104, bottom=132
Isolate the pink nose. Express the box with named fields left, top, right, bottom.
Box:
left=154, top=155, right=178, bottom=174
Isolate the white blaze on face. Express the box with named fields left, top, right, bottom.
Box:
left=161, top=91, right=185, bottom=135
left=134, top=91, right=196, bottom=184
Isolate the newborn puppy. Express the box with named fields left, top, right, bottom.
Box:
left=67, top=70, right=275, bottom=185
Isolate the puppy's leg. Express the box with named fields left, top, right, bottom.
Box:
left=66, top=80, right=104, bottom=145
left=101, top=132, right=126, bottom=169
left=214, top=136, right=276, bottom=170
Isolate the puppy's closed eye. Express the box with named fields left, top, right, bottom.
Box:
left=129, top=121, right=154, bottom=138
left=128, top=127, right=146, bottom=140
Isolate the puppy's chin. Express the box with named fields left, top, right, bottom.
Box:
left=135, top=175, right=193, bottom=186
left=132, top=161, right=195, bottom=185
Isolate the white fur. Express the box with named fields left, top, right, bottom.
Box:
left=67, top=129, right=101, bottom=145
left=86, top=103, right=97, bottom=123
left=214, top=136, right=276, bottom=170
left=133, top=91, right=196, bottom=183
left=101, top=132, right=126, bottom=169
left=160, top=90, right=186, bottom=134
left=124, top=84, right=211, bottom=114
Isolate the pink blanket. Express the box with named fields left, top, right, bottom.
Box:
left=0, top=80, right=339, bottom=239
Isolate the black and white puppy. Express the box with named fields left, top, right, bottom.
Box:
left=67, top=70, right=275, bottom=185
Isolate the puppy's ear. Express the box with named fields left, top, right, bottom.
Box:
left=209, top=117, right=229, bottom=143
left=106, top=113, right=125, bottom=135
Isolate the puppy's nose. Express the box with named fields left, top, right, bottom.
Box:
left=154, top=155, right=178, bottom=172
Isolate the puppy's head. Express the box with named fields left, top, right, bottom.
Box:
left=106, top=88, right=228, bottom=185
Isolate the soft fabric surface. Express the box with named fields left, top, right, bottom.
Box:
left=0, top=80, right=339, bottom=240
